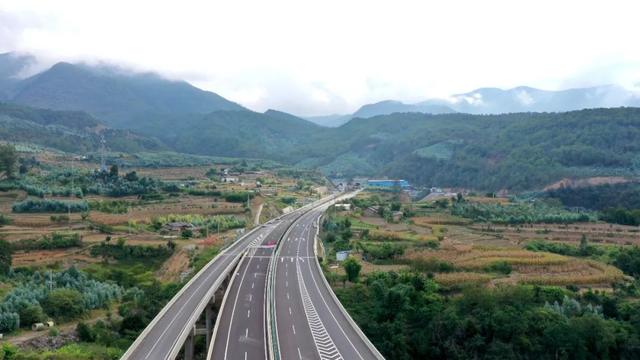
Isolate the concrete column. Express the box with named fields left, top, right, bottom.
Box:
left=184, top=328, right=195, bottom=360
left=205, top=303, right=215, bottom=349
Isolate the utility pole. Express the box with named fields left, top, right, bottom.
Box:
left=68, top=156, right=74, bottom=230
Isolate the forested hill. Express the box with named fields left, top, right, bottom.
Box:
left=7, top=61, right=246, bottom=128
left=301, top=107, right=640, bottom=190
left=3, top=97, right=640, bottom=191
left=0, top=103, right=166, bottom=153
left=124, top=109, right=324, bottom=162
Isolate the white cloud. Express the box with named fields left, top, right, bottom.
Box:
left=1, top=0, right=639, bottom=115
left=516, top=90, right=535, bottom=106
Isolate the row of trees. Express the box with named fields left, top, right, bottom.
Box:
left=12, top=198, right=89, bottom=213
left=451, top=201, right=593, bottom=224
left=12, top=232, right=83, bottom=251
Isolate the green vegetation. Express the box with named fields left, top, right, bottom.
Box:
left=88, top=199, right=132, bottom=214
left=546, top=182, right=640, bottom=210
left=451, top=200, right=593, bottom=224
left=543, top=182, right=640, bottom=226
left=601, top=208, right=640, bottom=226
left=361, top=242, right=406, bottom=261
left=152, top=214, right=246, bottom=233
left=0, top=213, right=11, bottom=226
left=190, top=246, right=221, bottom=272
left=90, top=242, right=173, bottom=262
left=612, top=246, right=640, bottom=278
left=0, top=239, right=12, bottom=275
left=342, top=257, right=361, bottom=282
left=525, top=238, right=604, bottom=258
left=12, top=198, right=89, bottom=213
left=335, top=271, right=640, bottom=359
left=13, top=232, right=83, bottom=251
left=0, top=103, right=166, bottom=154
left=43, top=288, right=86, bottom=320
left=223, top=191, right=254, bottom=203
left=0, top=143, right=18, bottom=179
left=0, top=267, right=121, bottom=332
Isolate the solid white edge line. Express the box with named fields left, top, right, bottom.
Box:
left=120, top=223, right=265, bottom=360
left=206, top=251, right=248, bottom=360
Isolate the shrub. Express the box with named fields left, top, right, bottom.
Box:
left=0, top=214, right=11, bottom=226
left=90, top=243, right=173, bottom=261
left=361, top=242, right=405, bottom=261
left=18, top=304, right=45, bottom=326
left=613, top=246, right=640, bottom=278
left=43, top=288, right=86, bottom=320
left=223, top=192, right=254, bottom=203
left=0, top=239, right=12, bottom=275
left=77, top=322, right=96, bottom=342
left=50, top=214, right=70, bottom=223
left=13, top=232, right=82, bottom=251
left=0, top=312, right=19, bottom=332
left=12, top=198, right=89, bottom=213
left=88, top=200, right=131, bottom=214
left=485, top=261, right=512, bottom=274
left=525, top=239, right=603, bottom=257
left=181, top=228, right=193, bottom=239
left=410, top=258, right=455, bottom=273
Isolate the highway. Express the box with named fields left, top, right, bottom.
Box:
left=122, top=192, right=382, bottom=360
left=272, top=205, right=384, bottom=360
left=208, top=216, right=296, bottom=360
left=121, top=215, right=293, bottom=360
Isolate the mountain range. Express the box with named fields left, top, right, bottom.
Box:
left=2, top=51, right=640, bottom=191
left=304, top=85, right=640, bottom=126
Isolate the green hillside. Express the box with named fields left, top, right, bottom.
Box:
left=303, top=108, right=640, bottom=190
left=0, top=103, right=166, bottom=153
left=11, top=62, right=246, bottom=128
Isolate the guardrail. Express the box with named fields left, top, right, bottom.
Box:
left=206, top=251, right=248, bottom=359
left=266, top=191, right=359, bottom=360
left=311, top=210, right=385, bottom=359
left=121, top=222, right=266, bottom=360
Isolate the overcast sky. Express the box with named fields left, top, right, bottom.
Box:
left=1, top=0, right=640, bottom=116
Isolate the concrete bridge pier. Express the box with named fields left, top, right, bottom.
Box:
left=184, top=327, right=195, bottom=360
left=181, top=270, right=235, bottom=360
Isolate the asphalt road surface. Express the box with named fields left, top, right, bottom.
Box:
left=273, top=207, right=382, bottom=360
left=209, top=216, right=297, bottom=360
left=121, top=216, right=292, bottom=360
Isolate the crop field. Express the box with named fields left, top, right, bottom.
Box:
left=322, top=192, right=636, bottom=289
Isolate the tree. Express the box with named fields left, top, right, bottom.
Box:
left=124, top=171, right=138, bottom=181
left=43, top=288, right=86, bottom=320
left=18, top=304, right=45, bottom=326
left=181, top=228, right=193, bottom=239
left=579, top=234, right=589, bottom=256
left=0, top=144, right=18, bottom=179
left=342, top=256, right=361, bottom=282
left=206, top=168, right=217, bottom=178
left=77, top=322, right=96, bottom=342
left=109, top=164, right=119, bottom=178
left=0, top=239, right=12, bottom=275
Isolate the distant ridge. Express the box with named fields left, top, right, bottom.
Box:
left=305, top=85, right=640, bottom=127
left=4, top=59, right=246, bottom=128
